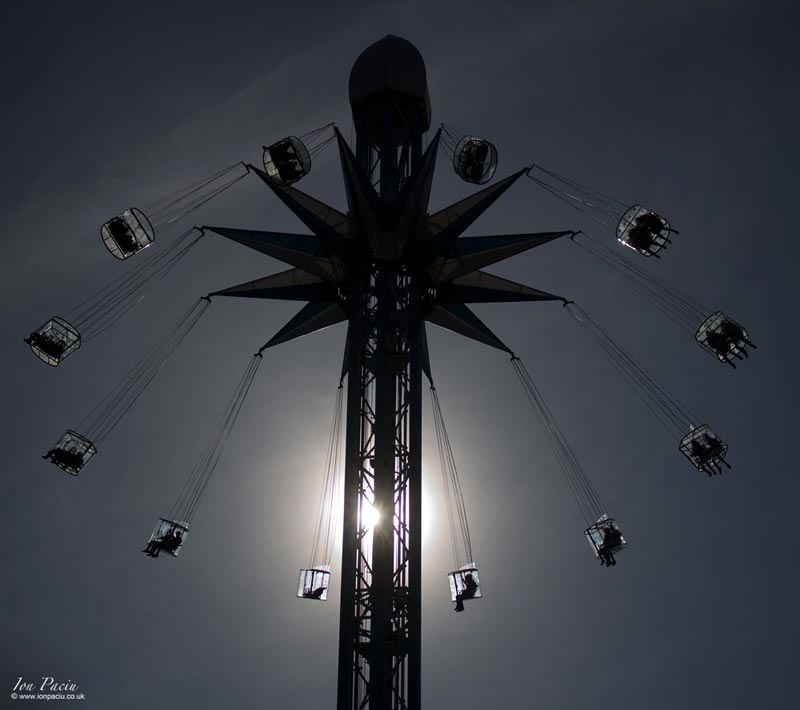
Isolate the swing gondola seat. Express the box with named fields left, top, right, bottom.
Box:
left=695, top=311, right=752, bottom=366
left=616, top=205, right=673, bottom=257
left=297, top=566, right=331, bottom=601
left=145, top=518, right=189, bottom=557
left=101, top=208, right=155, bottom=260
left=25, top=317, right=80, bottom=366
left=44, top=430, right=96, bottom=475
left=263, top=137, right=312, bottom=185
left=447, top=563, right=482, bottom=603
left=584, top=514, right=627, bottom=562
left=679, top=424, right=729, bottom=475
left=453, top=136, right=497, bottom=185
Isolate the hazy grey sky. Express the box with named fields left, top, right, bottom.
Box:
left=2, top=1, right=799, bottom=708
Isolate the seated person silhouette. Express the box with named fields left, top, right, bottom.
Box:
left=269, top=140, right=293, bottom=164
left=635, top=212, right=678, bottom=240
left=464, top=143, right=490, bottom=181
left=26, top=331, right=67, bottom=359
left=303, top=586, right=326, bottom=599
left=690, top=437, right=712, bottom=468
left=597, top=526, right=622, bottom=566
left=690, top=437, right=721, bottom=475
left=107, top=217, right=139, bottom=254
left=142, top=535, right=163, bottom=557
left=470, top=142, right=489, bottom=163
left=163, top=529, right=183, bottom=554
left=44, top=446, right=83, bottom=471
left=626, top=224, right=654, bottom=253
left=465, top=160, right=485, bottom=182
left=269, top=141, right=304, bottom=182
left=719, top=320, right=756, bottom=351
left=454, top=573, right=478, bottom=612
left=277, top=160, right=303, bottom=183
left=703, top=433, right=731, bottom=470
left=143, top=528, right=176, bottom=558
left=705, top=330, right=735, bottom=365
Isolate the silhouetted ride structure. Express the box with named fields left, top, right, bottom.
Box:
left=26, top=36, right=756, bottom=710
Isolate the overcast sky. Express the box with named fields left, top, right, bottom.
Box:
left=2, top=1, right=799, bottom=708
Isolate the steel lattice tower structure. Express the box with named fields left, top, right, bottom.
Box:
left=207, top=35, right=571, bottom=710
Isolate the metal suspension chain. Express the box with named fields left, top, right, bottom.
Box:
left=66, top=227, right=206, bottom=341
left=143, top=162, right=251, bottom=230
left=308, top=382, right=345, bottom=568
left=438, top=123, right=464, bottom=159
left=430, top=385, right=473, bottom=569
left=77, top=296, right=212, bottom=443
left=570, top=232, right=709, bottom=333
left=299, top=123, right=337, bottom=161
left=525, top=164, right=628, bottom=227
left=511, top=357, right=606, bottom=525
left=564, top=302, right=700, bottom=438
left=169, top=352, right=263, bottom=523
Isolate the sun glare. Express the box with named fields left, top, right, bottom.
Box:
left=362, top=501, right=381, bottom=531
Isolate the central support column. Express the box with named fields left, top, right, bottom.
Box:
left=340, top=34, right=429, bottom=710
left=369, top=269, right=398, bottom=709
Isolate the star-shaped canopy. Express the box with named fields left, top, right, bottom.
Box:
left=206, top=128, right=572, bottom=360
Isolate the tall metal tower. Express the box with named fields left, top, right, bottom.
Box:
left=207, top=35, right=570, bottom=710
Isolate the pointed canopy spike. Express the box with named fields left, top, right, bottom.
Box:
left=262, top=301, right=347, bottom=350
left=425, top=302, right=512, bottom=354
left=248, top=164, right=350, bottom=241
left=397, top=129, right=441, bottom=246
left=427, top=230, right=573, bottom=283
left=419, top=319, right=433, bottom=383
left=425, top=169, right=528, bottom=248
left=335, top=128, right=381, bottom=228
left=211, top=268, right=338, bottom=301
left=437, top=270, right=565, bottom=304
left=204, top=226, right=346, bottom=284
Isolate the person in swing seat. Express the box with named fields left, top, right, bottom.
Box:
left=705, top=330, right=736, bottom=365
left=635, top=212, right=677, bottom=240
left=703, top=432, right=731, bottom=471
left=454, top=572, right=478, bottom=612
left=597, top=525, right=622, bottom=566
left=108, top=217, right=138, bottom=254
left=626, top=223, right=654, bottom=253
left=719, top=320, right=756, bottom=351
left=26, top=330, right=66, bottom=359
left=163, top=528, right=183, bottom=554
left=689, top=437, right=715, bottom=474
left=45, top=445, right=83, bottom=471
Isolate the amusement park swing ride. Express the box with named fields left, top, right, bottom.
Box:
left=24, top=35, right=755, bottom=710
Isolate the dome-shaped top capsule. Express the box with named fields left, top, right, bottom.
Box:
left=349, top=35, right=431, bottom=145
left=453, top=136, right=498, bottom=185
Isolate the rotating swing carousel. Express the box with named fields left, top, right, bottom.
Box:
left=26, top=38, right=755, bottom=624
